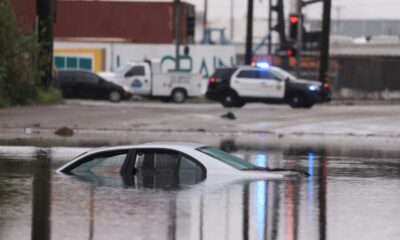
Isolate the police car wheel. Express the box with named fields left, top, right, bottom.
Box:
left=303, top=101, right=314, bottom=109
left=289, top=93, right=305, bottom=108
left=221, top=91, right=242, bottom=108
left=172, top=89, right=187, bottom=103
left=109, top=91, right=122, bottom=103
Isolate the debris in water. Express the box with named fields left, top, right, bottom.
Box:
left=221, top=112, right=236, bottom=120
left=54, top=127, right=74, bottom=137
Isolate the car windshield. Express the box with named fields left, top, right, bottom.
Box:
left=271, top=67, right=297, bottom=81
left=197, top=147, right=258, bottom=170
left=115, top=64, right=132, bottom=75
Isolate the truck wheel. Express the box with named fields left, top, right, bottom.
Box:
left=109, top=91, right=122, bottom=103
left=171, top=89, right=187, bottom=103
left=288, top=92, right=305, bottom=108
left=221, top=91, right=243, bottom=108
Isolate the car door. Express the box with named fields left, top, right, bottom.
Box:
left=76, top=72, right=105, bottom=99
left=131, top=149, right=206, bottom=187
left=56, top=71, right=76, bottom=97
left=231, top=69, right=285, bottom=99
left=231, top=69, right=261, bottom=97
left=257, top=69, right=285, bottom=98
left=123, top=64, right=151, bottom=95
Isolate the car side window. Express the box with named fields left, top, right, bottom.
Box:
left=125, top=66, right=145, bottom=77
left=258, top=70, right=280, bottom=81
left=79, top=73, right=100, bottom=83
left=134, top=150, right=205, bottom=178
left=237, top=70, right=258, bottom=79
left=71, top=150, right=129, bottom=174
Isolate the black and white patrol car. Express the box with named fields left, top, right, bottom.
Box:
left=205, top=64, right=331, bottom=108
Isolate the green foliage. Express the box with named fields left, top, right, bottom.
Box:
left=0, top=0, right=60, bottom=107
left=36, top=87, right=63, bottom=104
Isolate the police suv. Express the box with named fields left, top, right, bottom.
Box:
left=205, top=63, right=331, bottom=108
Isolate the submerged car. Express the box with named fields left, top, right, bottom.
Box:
left=57, top=143, right=304, bottom=187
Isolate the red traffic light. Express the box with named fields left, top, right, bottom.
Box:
left=290, top=15, right=299, bottom=24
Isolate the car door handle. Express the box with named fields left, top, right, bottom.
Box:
left=144, top=79, right=148, bottom=83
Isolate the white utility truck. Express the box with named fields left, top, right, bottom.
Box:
left=99, top=60, right=202, bottom=103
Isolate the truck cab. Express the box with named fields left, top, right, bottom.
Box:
left=99, top=60, right=202, bottom=103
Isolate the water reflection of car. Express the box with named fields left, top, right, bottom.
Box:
left=57, top=143, right=301, bottom=188
left=53, top=70, right=132, bottom=102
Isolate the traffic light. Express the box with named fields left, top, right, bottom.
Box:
left=186, top=6, right=195, bottom=42
left=289, top=14, right=299, bottom=41
left=287, top=46, right=297, bottom=57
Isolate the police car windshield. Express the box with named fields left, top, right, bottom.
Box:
left=271, top=67, right=296, bottom=81
left=197, top=147, right=258, bottom=170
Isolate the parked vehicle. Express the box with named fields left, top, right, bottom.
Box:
left=99, top=60, right=202, bottom=103
left=57, top=142, right=302, bottom=184
left=54, top=70, right=132, bottom=102
left=205, top=63, right=331, bottom=108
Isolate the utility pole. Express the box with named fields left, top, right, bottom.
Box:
left=319, top=0, right=331, bottom=83
left=174, top=0, right=180, bottom=71
left=244, top=0, right=254, bottom=65
left=230, top=0, right=234, bottom=41
left=36, top=0, right=56, bottom=89
left=203, top=0, right=208, bottom=42
left=267, top=0, right=272, bottom=55
left=295, top=0, right=303, bottom=78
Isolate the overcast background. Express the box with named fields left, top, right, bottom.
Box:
left=131, top=0, right=400, bottom=20
left=111, top=0, right=400, bottom=42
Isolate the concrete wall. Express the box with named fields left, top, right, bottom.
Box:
left=54, top=41, right=236, bottom=79
left=333, top=56, right=400, bottom=100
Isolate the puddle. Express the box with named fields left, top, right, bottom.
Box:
left=0, top=141, right=400, bottom=240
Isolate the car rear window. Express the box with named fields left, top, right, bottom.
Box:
left=197, top=147, right=257, bottom=170
left=211, top=68, right=237, bottom=80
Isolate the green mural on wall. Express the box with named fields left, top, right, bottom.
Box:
left=159, top=55, right=236, bottom=78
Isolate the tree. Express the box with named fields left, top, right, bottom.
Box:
left=0, top=0, right=58, bottom=107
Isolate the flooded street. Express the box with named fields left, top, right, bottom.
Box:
left=0, top=142, right=400, bottom=240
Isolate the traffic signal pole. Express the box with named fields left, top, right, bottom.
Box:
left=174, top=0, right=181, bottom=71
left=319, top=0, right=331, bottom=83
left=36, top=0, right=56, bottom=89
left=244, top=0, right=254, bottom=65
left=295, top=0, right=303, bottom=77
left=267, top=0, right=272, bottom=55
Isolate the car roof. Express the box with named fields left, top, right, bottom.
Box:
left=83, top=142, right=207, bottom=155
left=57, top=69, right=95, bottom=74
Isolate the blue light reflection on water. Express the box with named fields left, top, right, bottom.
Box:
left=255, top=153, right=268, bottom=168
left=308, top=151, right=315, bottom=222
left=253, top=181, right=267, bottom=240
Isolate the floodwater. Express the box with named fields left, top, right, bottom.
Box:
left=0, top=141, right=400, bottom=240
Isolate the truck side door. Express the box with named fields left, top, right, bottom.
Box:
left=124, top=64, right=151, bottom=95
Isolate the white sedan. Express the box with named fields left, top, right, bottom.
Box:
left=57, top=142, right=305, bottom=186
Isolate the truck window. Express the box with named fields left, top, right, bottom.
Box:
left=126, top=66, right=145, bottom=77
